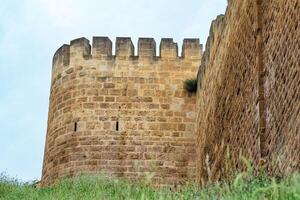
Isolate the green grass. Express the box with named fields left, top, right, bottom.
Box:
left=0, top=172, right=299, bottom=200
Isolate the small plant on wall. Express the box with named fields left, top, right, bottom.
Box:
left=183, top=78, right=197, bottom=94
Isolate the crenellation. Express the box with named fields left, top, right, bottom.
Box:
left=92, top=37, right=112, bottom=59
left=138, top=38, right=156, bottom=59
left=160, top=38, right=178, bottom=59
left=42, top=35, right=201, bottom=187
left=208, top=15, right=225, bottom=44
left=196, top=0, right=299, bottom=185
left=116, top=37, right=134, bottom=59
left=42, top=0, right=299, bottom=189
left=53, top=37, right=203, bottom=66
left=52, top=44, right=70, bottom=69
left=70, top=37, right=91, bottom=62
left=52, top=44, right=70, bottom=84
left=182, top=39, right=202, bottom=59
left=198, top=15, right=225, bottom=85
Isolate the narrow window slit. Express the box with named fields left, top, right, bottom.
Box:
left=116, top=121, right=119, bottom=131
left=74, top=122, right=78, bottom=132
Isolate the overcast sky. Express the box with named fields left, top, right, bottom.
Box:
left=0, top=0, right=227, bottom=181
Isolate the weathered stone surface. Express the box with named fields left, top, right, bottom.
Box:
left=261, top=0, right=299, bottom=176
left=196, top=0, right=299, bottom=185
left=42, top=0, right=299, bottom=187
left=42, top=37, right=202, bottom=187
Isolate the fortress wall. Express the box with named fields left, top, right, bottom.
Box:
left=261, top=0, right=299, bottom=174
left=42, top=0, right=299, bottom=187
left=196, top=0, right=260, bottom=184
left=42, top=37, right=202, bottom=187
left=196, top=0, right=299, bottom=184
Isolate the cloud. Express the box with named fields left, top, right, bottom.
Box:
left=0, top=0, right=227, bottom=181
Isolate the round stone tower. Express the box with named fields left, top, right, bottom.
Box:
left=41, top=37, right=202, bottom=187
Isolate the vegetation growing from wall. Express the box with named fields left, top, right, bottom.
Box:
left=184, top=78, right=198, bottom=94
left=43, top=37, right=201, bottom=187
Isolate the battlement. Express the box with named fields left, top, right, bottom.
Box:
left=198, top=14, right=225, bottom=85
left=43, top=0, right=300, bottom=188
left=44, top=35, right=201, bottom=187
left=138, top=38, right=156, bottom=59
left=160, top=38, right=178, bottom=58
left=53, top=37, right=202, bottom=68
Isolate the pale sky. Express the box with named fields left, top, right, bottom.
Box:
left=0, top=0, right=227, bottom=181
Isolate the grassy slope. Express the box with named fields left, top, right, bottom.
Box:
left=0, top=173, right=299, bottom=200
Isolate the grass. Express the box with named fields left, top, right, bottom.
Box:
left=0, top=172, right=299, bottom=200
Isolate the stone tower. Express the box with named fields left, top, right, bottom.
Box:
left=41, top=37, right=202, bottom=187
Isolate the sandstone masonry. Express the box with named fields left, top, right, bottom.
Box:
left=42, top=0, right=299, bottom=187
left=196, top=0, right=299, bottom=184
left=41, top=37, right=202, bottom=187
